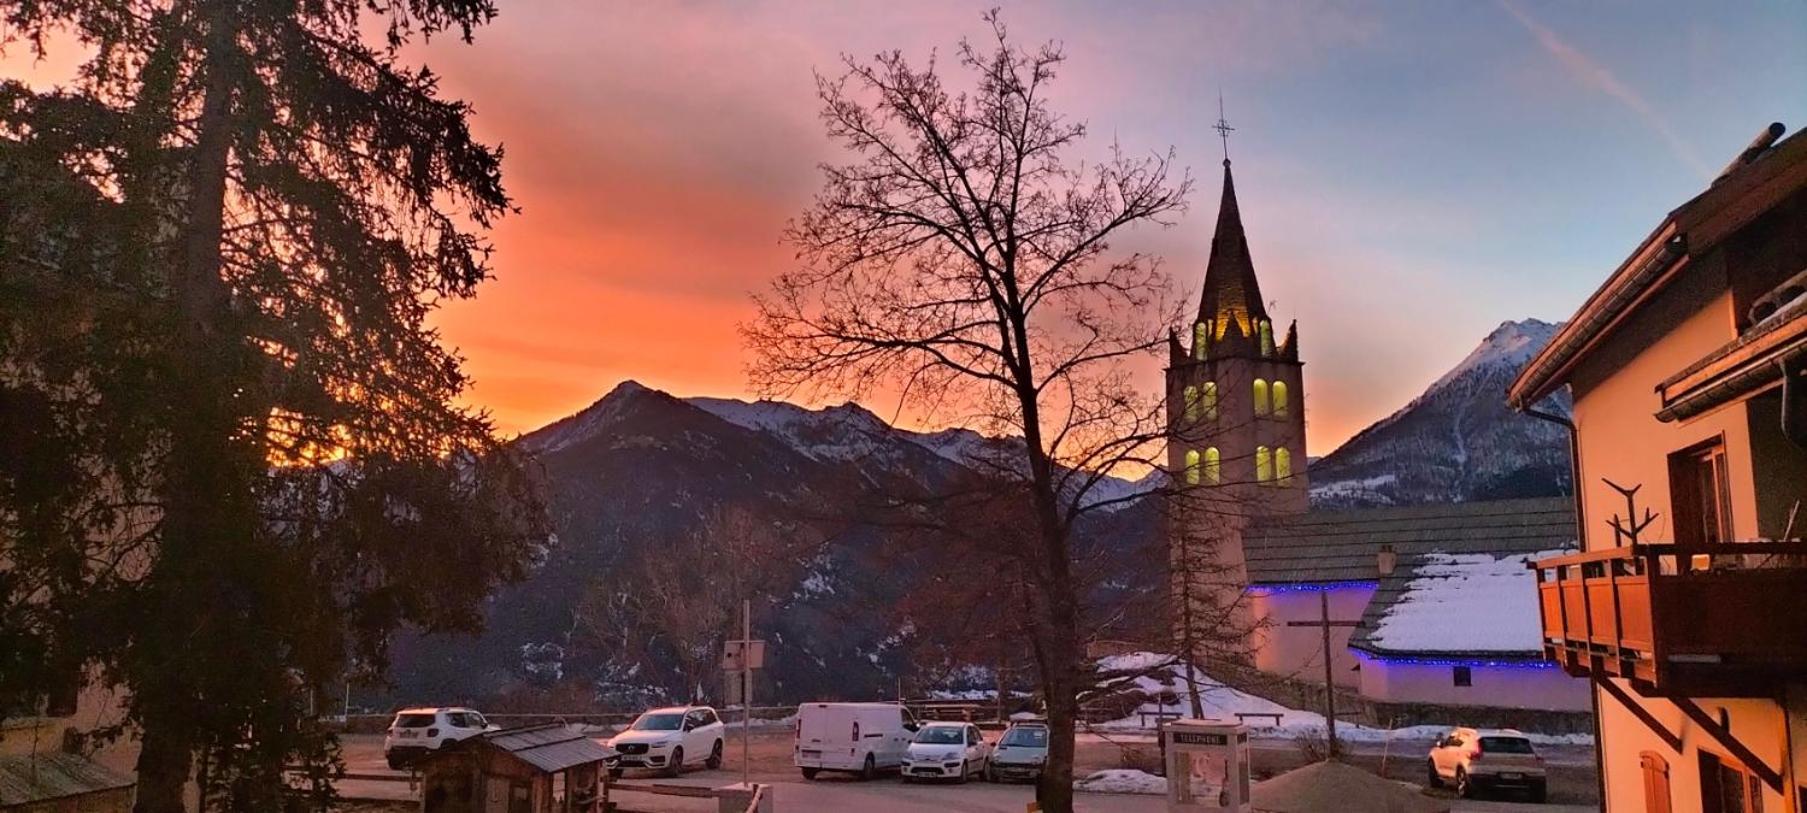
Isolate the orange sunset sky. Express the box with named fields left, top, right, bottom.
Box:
left=8, top=2, right=1804, bottom=455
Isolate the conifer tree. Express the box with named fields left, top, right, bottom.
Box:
left=0, top=2, right=547, bottom=809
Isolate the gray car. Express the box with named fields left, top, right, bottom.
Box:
left=987, top=721, right=1049, bottom=782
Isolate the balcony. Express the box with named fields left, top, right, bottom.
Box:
left=1532, top=542, right=1807, bottom=695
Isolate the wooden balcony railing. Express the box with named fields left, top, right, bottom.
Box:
left=1531, top=542, right=1807, bottom=694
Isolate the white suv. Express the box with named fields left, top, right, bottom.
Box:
left=383, top=707, right=495, bottom=769
left=1427, top=727, right=1547, bottom=802
left=605, top=706, right=726, bottom=777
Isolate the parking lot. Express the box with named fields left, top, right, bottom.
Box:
left=337, top=730, right=1594, bottom=811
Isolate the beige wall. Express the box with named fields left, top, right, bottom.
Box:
left=1569, top=261, right=1754, bottom=550
left=1596, top=680, right=1795, bottom=812
left=1357, top=656, right=1590, bottom=711
left=1247, top=586, right=1370, bottom=690
left=0, top=674, right=135, bottom=775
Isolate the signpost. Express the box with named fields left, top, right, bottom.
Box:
left=724, top=600, right=766, bottom=789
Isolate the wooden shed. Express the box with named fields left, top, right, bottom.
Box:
left=0, top=753, right=134, bottom=812
left=417, top=724, right=612, bottom=813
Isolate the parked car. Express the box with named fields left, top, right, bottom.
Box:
left=605, top=706, right=725, bottom=777
left=902, top=721, right=991, bottom=783
left=383, top=707, right=496, bottom=769
left=987, top=720, right=1048, bottom=782
left=1427, top=727, right=1547, bottom=802
left=793, top=702, right=919, bottom=780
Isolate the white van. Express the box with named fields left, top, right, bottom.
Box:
left=793, top=702, right=920, bottom=780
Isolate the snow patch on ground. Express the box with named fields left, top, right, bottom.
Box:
left=1089, top=652, right=1592, bottom=746
left=1367, top=549, right=1568, bottom=653
left=1075, top=769, right=1167, bottom=795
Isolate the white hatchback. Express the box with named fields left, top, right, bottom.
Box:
left=383, top=707, right=495, bottom=769
left=902, top=722, right=991, bottom=782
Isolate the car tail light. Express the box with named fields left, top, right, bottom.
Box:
left=793, top=719, right=800, bottom=740
left=852, top=721, right=861, bottom=741
left=427, top=728, right=439, bottom=737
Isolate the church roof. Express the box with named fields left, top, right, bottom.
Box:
left=1197, top=160, right=1269, bottom=337
left=1245, top=497, right=1576, bottom=658
left=1243, top=497, right=1575, bottom=586
left=1352, top=547, right=1570, bottom=658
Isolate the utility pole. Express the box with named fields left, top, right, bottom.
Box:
left=741, top=598, right=751, bottom=789
left=1285, top=590, right=1361, bottom=758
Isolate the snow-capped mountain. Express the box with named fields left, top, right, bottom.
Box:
left=386, top=382, right=1156, bottom=707
left=1308, top=319, right=1572, bottom=508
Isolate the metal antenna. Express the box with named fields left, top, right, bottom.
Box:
left=1213, top=91, right=1235, bottom=163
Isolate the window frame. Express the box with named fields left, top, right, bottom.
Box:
left=1668, top=435, right=1734, bottom=547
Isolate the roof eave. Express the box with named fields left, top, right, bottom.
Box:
left=1508, top=222, right=1686, bottom=410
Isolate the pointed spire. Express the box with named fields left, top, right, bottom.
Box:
left=1197, top=159, right=1269, bottom=340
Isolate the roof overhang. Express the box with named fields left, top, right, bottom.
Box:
left=1657, top=303, right=1807, bottom=421
left=1510, top=127, right=1807, bottom=410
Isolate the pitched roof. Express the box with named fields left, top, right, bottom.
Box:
left=1198, top=160, right=1269, bottom=337
left=1243, top=497, right=1575, bottom=586
left=447, top=724, right=615, bottom=774
left=0, top=753, right=134, bottom=805
left=1351, top=548, right=1570, bottom=658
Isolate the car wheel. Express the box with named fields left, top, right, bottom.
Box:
left=959, top=760, right=971, bottom=783
left=608, top=767, right=623, bottom=779
left=386, top=755, right=404, bottom=771
left=860, top=754, right=877, bottom=781
left=985, top=762, right=998, bottom=783
left=1530, top=784, right=1548, bottom=804
left=706, top=740, right=723, bottom=770
left=1455, top=768, right=1472, bottom=798
left=800, top=767, right=819, bottom=781
left=1426, top=759, right=1442, bottom=789
left=665, top=746, right=684, bottom=778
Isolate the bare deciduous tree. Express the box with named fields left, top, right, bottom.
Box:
left=746, top=14, right=1191, bottom=810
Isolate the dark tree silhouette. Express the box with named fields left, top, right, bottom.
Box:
left=0, top=1, right=546, bottom=809
left=746, top=13, right=1190, bottom=811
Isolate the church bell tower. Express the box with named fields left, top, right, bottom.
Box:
left=1165, top=155, right=1308, bottom=515
left=1166, top=137, right=1308, bottom=661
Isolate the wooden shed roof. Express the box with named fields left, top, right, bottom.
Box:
left=457, top=724, right=615, bottom=774
left=0, top=753, right=133, bottom=806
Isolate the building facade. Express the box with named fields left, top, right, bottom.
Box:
left=1510, top=122, right=1807, bottom=812
left=1168, top=156, right=1590, bottom=726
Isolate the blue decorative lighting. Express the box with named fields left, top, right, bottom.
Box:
left=1352, top=651, right=1560, bottom=670
left=1247, top=580, right=1378, bottom=595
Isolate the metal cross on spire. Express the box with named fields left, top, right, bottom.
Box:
left=1213, top=92, right=1235, bottom=163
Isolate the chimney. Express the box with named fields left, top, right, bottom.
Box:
left=1713, top=122, right=1787, bottom=185
left=1377, top=544, right=1398, bottom=577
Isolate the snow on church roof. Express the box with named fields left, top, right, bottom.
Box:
left=1353, top=549, right=1570, bottom=657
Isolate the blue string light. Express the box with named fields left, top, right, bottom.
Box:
left=1352, top=651, right=1559, bottom=670
left=1247, top=580, right=1378, bottom=594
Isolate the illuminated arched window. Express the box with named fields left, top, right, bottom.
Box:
left=1183, top=385, right=1200, bottom=422
left=1253, top=379, right=1270, bottom=417
left=1255, top=446, right=1272, bottom=482
left=1259, top=320, right=1274, bottom=356
left=1204, top=447, right=1221, bottom=485
left=1201, top=382, right=1219, bottom=421
left=1193, top=322, right=1209, bottom=360
left=1184, top=449, right=1201, bottom=485
left=1272, top=380, right=1289, bottom=417
left=1275, top=447, right=1292, bottom=482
